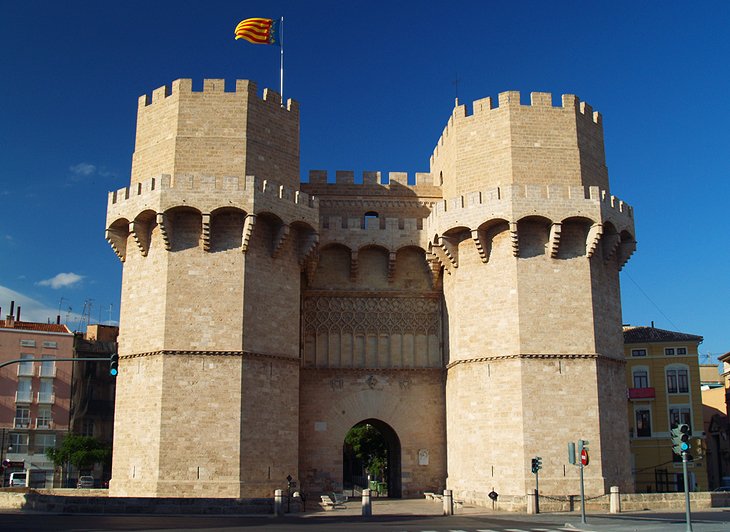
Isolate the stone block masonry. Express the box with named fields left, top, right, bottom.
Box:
left=106, top=80, right=636, bottom=503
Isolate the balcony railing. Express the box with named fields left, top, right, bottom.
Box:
left=13, top=418, right=31, bottom=429
left=38, top=366, right=57, bottom=378
left=36, top=419, right=53, bottom=429
left=17, top=364, right=34, bottom=377
left=628, top=387, right=656, bottom=400
left=36, top=392, right=55, bottom=404
left=15, top=391, right=32, bottom=403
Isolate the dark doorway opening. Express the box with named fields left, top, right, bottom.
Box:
left=343, top=418, right=402, bottom=498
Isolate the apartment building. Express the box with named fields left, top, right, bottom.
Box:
left=624, top=325, right=706, bottom=492
left=0, top=302, right=74, bottom=487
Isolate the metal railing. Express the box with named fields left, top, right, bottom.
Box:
left=15, top=391, right=32, bottom=403
left=36, top=392, right=55, bottom=404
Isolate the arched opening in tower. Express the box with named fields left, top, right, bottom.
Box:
left=342, top=418, right=402, bottom=498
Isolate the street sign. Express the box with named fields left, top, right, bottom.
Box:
left=580, top=448, right=589, bottom=466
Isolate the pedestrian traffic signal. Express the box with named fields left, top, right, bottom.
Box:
left=671, top=424, right=691, bottom=455
left=109, top=353, right=119, bottom=376
left=531, top=456, right=542, bottom=474
left=578, top=439, right=589, bottom=452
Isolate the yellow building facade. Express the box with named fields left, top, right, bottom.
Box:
left=624, top=326, right=706, bottom=492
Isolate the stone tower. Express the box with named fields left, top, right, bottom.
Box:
left=106, top=79, right=318, bottom=497
left=106, top=80, right=636, bottom=502
left=428, top=92, right=635, bottom=498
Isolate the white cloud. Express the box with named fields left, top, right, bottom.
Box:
left=70, top=162, right=96, bottom=176
left=0, top=285, right=79, bottom=324
left=38, top=272, right=84, bottom=289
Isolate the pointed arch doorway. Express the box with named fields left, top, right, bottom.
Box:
left=343, top=418, right=402, bottom=498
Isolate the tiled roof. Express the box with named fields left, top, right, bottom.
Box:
left=0, top=320, right=72, bottom=333
left=623, top=326, right=703, bottom=344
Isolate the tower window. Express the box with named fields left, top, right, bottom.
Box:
left=364, top=212, right=379, bottom=229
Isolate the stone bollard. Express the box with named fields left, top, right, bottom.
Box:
left=443, top=489, right=454, bottom=516
left=274, top=489, right=284, bottom=516
left=609, top=485, right=621, bottom=514
left=362, top=488, right=372, bottom=517
left=527, top=489, right=538, bottom=514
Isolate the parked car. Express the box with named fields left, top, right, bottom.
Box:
left=77, top=476, right=95, bottom=489
left=8, top=472, right=26, bottom=487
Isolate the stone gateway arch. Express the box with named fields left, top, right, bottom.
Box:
left=106, top=79, right=636, bottom=504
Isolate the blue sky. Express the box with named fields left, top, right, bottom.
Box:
left=1, top=1, right=728, bottom=360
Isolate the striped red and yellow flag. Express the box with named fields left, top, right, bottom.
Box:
left=234, top=18, right=278, bottom=45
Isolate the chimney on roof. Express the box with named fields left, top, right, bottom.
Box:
left=57, top=315, right=61, bottom=325
left=16, top=306, right=21, bottom=321
left=651, top=321, right=655, bottom=328
left=9, top=300, right=15, bottom=319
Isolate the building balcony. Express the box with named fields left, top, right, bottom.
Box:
left=35, top=419, right=53, bottom=429
left=13, top=418, right=31, bottom=429
left=17, top=365, right=34, bottom=377
left=38, top=366, right=57, bottom=378
left=15, top=391, right=32, bottom=403
left=36, top=393, right=55, bottom=404
left=628, top=387, right=656, bottom=400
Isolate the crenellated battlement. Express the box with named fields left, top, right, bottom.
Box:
left=429, top=90, right=608, bottom=197
left=431, top=91, right=601, bottom=165
left=430, top=184, right=631, bottom=217
left=137, top=78, right=298, bottom=113
left=426, top=183, right=634, bottom=239
left=130, top=78, right=301, bottom=189
left=306, top=170, right=435, bottom=188
left=109, top=174, right=316, bottom=209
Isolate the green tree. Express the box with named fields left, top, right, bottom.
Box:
left=46, top=434, right=111, bottom=473
left=344, top=423, right=387, bottom=480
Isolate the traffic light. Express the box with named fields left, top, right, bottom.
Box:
left=568, top=442, right=576, bottom=465
left=531, top=456, right=542, bottom=474
left=578, top=440, right=590, bottom=466
left=692, top=437, right=705, bottom=460
left=671, top=424, right=691, bottom=455
left=109, top=353, right=119, bottom=376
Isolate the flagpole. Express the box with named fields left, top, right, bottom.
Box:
left=280, top=16, right=284, bottom=108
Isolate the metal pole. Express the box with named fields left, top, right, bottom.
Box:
left=579, top=461, right=586, bottom=525
left=0, top=428, right=5, bottom=488
left=682, top=451, right=693, bottom=532
left=535, top=468, right=539, bottom=514
left=279, top=16, right=284, bottom=107
left=0, top=356, right=114, bottom=370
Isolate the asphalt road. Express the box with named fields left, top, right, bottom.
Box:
left=2, top=510, right=730, bottom=532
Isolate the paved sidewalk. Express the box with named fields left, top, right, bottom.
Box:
left=303, top=496, right=474, bottom=517
left=301, top=497, right=730, bottom=531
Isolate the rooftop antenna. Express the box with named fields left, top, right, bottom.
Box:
left=75, top=299, right=93, bottom=331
